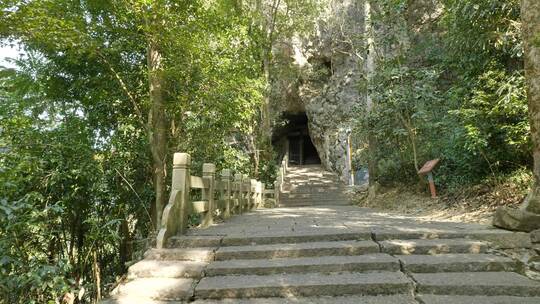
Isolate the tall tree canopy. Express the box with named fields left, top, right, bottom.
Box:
left=0, top=0, right=323, bottom=302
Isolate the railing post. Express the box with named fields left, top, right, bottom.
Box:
left=157, top=153, right=191, bottom=249
left=221, top=169, right=232, bottom=218
left=274, top=180, right=280, bottom=207
left=251, top=179, right=257, bottom=210
left=235, top=173, right=243, bottom=214
left=202, top=163, right=216, bottom=228
left=259, top=181, right=264, bottom=208
left=244, top=174, right=251, bottom=211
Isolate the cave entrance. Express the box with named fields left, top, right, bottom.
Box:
left=288, top=134, right=320, bottom=165
left=273, top=113, right=321, bottom=166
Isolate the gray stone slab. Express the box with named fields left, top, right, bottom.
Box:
left=128, top=260, right=206, bottom=279
left=373, top=229, right=467, bottom=241
left=195, top=272, right=413, bottom=299
left=114, top=278, right=194, bottom=300
left=467, top=230, right=532, bottom=249
left=100, top=297, right=183, bottom=304
left=413, top=272, right=540, bottom=296
left=531, top=229, right=540, bottom=243
left=168, top=235, right=223, bottom=248
left=399, top=254, right=517, bottom=273
left=206, top=254, right=399, bottom=276
left=380, top=239, right=487, bottom=255
left=215, top=240, right=380, bottom=260
left=222, top=230, right=372, bottom=246
left=193, top=295, right=418, bottom=304
left=418, top=295, right=540, bottom=304
left=145, top=248, right=215, bottom=262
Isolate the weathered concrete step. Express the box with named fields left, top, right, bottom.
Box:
left=373, top=229, right=531, bottom=249
left=280, top=198, right=350, bottom=203
left=417, top=295, right=540, bottom=304
left=399, top=254, right=517, bottom=273
left=279, top=201, right=351, bottom=207
left=285, top=181, right=340, bottom=186
left=215, top=240, right=380, bottom=260
left=192, top=295, right=418, bottom=303
left=280, top=199, right=350, bottom=203
left=380, top=239, right=487, bottom=255
left=282, top=191, right=347, bottom=196
left=145, top=248, right=215, bottom=261
left=221, top=230, right=371, bottom=246
left=127, top=260, right=206, bottom=279
left=206, top=254, right=399, bottom=276
left=413, top=272, right=540, bottom=296
left=168, top=235, right=223, bottom=248
left=282, top=184, right=344, bottom=189
left=279, top=203, right=352, bottom=208
left=282, top=194, right=348, bottom=199
left=281, top=190, right=345, bottom=195
left=112, top=278, right=194, bottom=301
left=194, top=272, right=413, bottom=299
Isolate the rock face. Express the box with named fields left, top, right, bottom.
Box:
left=270, top=0, right=365, bottom=182
left=493, top=207, right=540, bottom=232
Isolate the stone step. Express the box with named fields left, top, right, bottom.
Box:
left=279, top=201, right=351, bottom=207
left=280, top=197, right=349, bottom=202
left=220, top=230, right=371, bottom=246
left=373, top=229, right=531, bottom=249
left=380, top=238, right=487, bottom=255
left=145, top=248, right=215, bottom=261
left=413, top=272, right=540, bottom=296
left=215, top=240, right=380, bottom=260
left=192, top=295, right=418, bottom=303
left=168, top=235, right=223, bottom=248
left=284, top=181, right=340, bottom=186
left=280, top=199, right=350, bottom=204
left=205, top=254, right=400, bottom=276
left=112, top=277, right=194, bottom=301
left=194, top=272, right=413, bottom=299
left=399, top=254, right=517, bottom=273
left=127, top=260, right=206, bottom=279
left=281, top=188, right=346, bottom=194
left=417, top=295, right=540, bottom=304
left=282, top=193, right=348, bottom=199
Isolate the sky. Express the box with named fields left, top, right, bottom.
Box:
left=0, top=44, right=21, bottom=69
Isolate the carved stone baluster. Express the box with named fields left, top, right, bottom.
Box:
left=221, top=169, right=232, bottom=218
left=202, top=163, right=215, bottom=228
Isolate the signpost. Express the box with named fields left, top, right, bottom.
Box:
left=418, top=159, right=440, bottom=198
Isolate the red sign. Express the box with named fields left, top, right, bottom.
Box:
left=418, top=159, right=440, bottom=175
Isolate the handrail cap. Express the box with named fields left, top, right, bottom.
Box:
left=173, top=153, right=191, bottom=166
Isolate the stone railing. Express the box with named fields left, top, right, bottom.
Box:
left=156, top=153, right=279, bottom=248
left=276, top=153, right=288, bottom=192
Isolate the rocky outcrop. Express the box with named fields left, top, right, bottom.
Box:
left=270, top=0, right=366, bottom=182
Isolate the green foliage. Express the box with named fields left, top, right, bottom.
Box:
left=0, top=0, right=277, bottom=302
left=355, top=0, right=529, bottom=190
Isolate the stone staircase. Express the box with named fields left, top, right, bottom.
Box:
left=105, top=224, right=540, bottom=303
left=280, top=165, right=350, bottom=207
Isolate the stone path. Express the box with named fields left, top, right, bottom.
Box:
left=105, top=205, right=540, bottom=303
left=279, top=166, right=349, bottom=207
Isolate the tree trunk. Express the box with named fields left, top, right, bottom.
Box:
left=364, top=0, right=378, bottom=188
left=148, top=41, right=167, bottom=231
left=92, top=250, right=101, bottom=303
left=493, top=0, right=540, bottom=231
left=522, top=0, right=540, bottom=214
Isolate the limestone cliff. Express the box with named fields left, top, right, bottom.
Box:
left=270, top=0, right=366, bottom=182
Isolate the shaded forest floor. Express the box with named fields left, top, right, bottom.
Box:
left=353, top=173, right=531, bottom=225
left=352, top=176, right=540, bottom=281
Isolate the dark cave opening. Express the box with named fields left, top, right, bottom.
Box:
left=272, top=112, right=321, bottom=166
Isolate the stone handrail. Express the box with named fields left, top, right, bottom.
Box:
left=156, top=153, right=279, bottom=248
